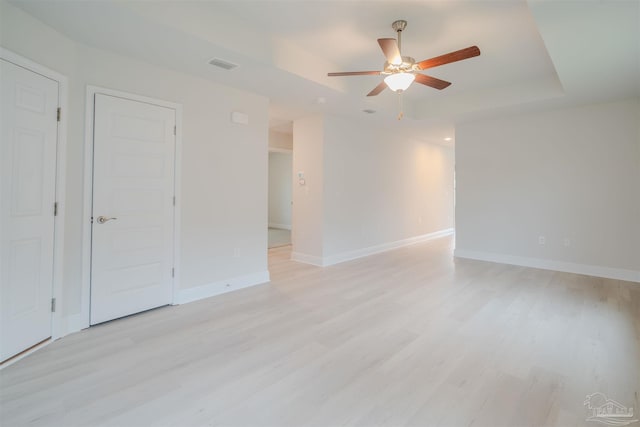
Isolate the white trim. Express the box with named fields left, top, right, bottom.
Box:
left=291, top=229, right=455, bottom=267
left=63, top=312, right=86, bottom=337
left=82, top=86, right=183, bottom=329
left=322, top=228, right=455, bottom=267
left=268, top=223, right=292, bottom=230
left=0, top=47, right=66, bottom=83
left=0, top=48, right=69, bottom=340
left=81, top=89, right=94, bottom=330
left=290, top=252, right=324, bottom=266
left=175, top=271, right=270, bottom=304
left=172, top=105, right=183, bottom=305
left=454, top=249, right=640, bottom=283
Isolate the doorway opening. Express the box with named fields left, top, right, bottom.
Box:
left=268, top=150, right=292, bottom=248
left=267, top=119, right=293, bottom=250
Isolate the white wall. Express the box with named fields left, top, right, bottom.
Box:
left=292, top=114, right=455, bottom=265
left=1, top=0, right=270, bottom=331
left=268, top=130, right=293, bottom=151
left=291, top=115, right=325, bottom=263
left=455, top=98, right=640, bottom=281
left=268, top=152, right=292, bottom=229
left=323, top=116, right=454, bottom=261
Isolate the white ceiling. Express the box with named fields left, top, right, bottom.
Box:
left=10, top=0, right=640, bottom=141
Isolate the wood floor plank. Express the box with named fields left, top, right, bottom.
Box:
left=1, top=237, right=638, bottom=426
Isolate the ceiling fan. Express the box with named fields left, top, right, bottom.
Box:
left=328, top=20, right=480, bottom=97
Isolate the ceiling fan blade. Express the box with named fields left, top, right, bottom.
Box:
left=328, top=71, right=382, bottom=76
left=378, top=38, right=402, bottom=65
left=414, top=74, right=451, bottom=90
left=417, top=46, right=481, bottom=70
left=367, top=81, right=388, bottom=97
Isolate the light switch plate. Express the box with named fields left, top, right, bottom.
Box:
left=231, top=111, right=249, bottom=125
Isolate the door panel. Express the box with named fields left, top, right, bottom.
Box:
left=1, top=59, right=58, bottom=362
left=90, top=94, right=175, bottom=325
left=11, top=128, right=46, bottom=214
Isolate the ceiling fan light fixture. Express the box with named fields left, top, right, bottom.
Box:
left=384, top=72, right=415, bottom=92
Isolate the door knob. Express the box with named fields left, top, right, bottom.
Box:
left=97, top=216, right=117, bottom=224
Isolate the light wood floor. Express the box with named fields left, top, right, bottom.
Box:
left=1, top=237, right=639, bottom=427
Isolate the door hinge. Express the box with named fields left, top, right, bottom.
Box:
left=51, top=298, right=56, bottom=313
left=57, top=107, right=61, bottom=122
left=53, top=202, right=58, bottom=216
left=171, top=268, right=175, bottom=278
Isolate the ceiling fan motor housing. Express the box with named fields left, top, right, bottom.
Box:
left=383, top=56, right=417, bottom=75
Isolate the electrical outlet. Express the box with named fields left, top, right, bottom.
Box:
left=538, top=236, right=546, bottom=245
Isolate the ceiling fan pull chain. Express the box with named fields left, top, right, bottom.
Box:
left=398, top=91, right=404, bottom=120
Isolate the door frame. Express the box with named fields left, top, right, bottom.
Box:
left=82, top=86, right=182, bottom=329
left=0, top=48, right=68, bottom=343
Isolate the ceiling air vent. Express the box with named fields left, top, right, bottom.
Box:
left=208, top=58, right=239, bottom=71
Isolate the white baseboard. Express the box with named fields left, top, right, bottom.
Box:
left=454, top=249, right=640, bottom=283
left=290, top=251, right=324, bottom=266
left=323, top=228, right=455, bottom=267
left=269, top=223, right=291, bottom=230
left=55, top=312, right=88, bottom=339
left=175, top=271, right=271, bottom=304
left=291, top=228, right=454, bottom=268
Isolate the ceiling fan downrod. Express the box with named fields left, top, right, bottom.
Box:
left=392, top=20, right=409, bottom=120
left=392, top=20, right=407, bottom=53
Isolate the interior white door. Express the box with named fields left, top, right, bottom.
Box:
left=90, top=94, right=176, bottom=325
left=0, top=59, right=58, bottom=362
